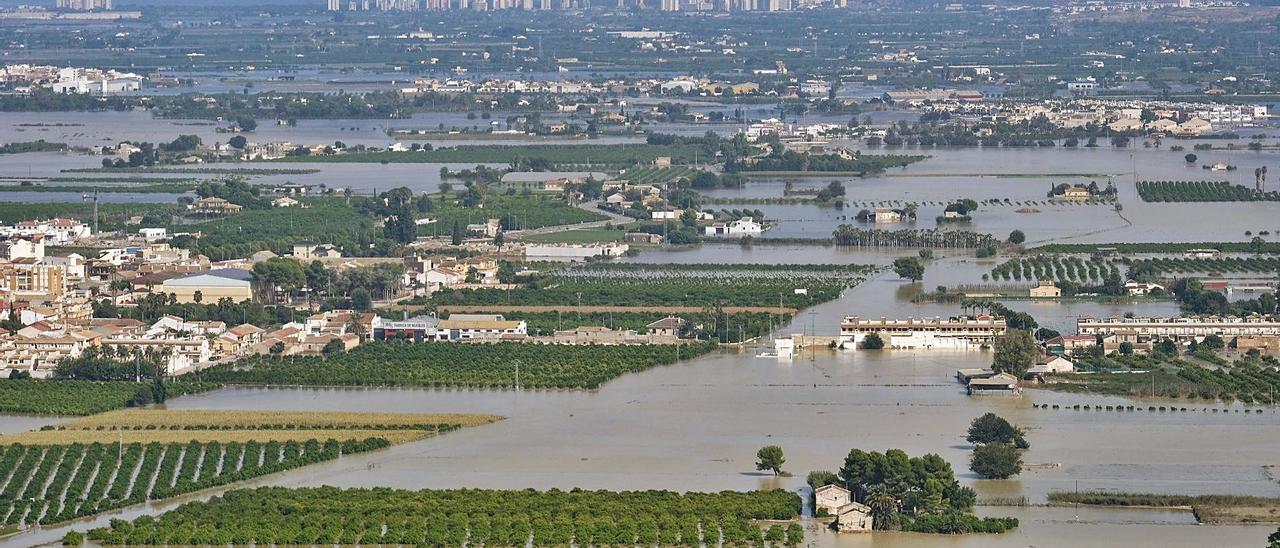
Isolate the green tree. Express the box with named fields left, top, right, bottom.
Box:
left=322, top=339, right=346, bottom=356
left=351, top=288, right=372, bottom=311
left=1007, top=230, right=1026, bottom=244
left=228, top=135, right=248, bottom=149
left=451, top=220, right=463, bottom=246
left=755, top=445, right=786, bottom=476
left=806, top=470, right=839, bottom=490
left=62, top=530, right=84, bottom=546
left=992, top=330, right=1037, bottom=378
left=970, top=443, right=1022, bottom=479
left=1201, top=334, right=1225, bottom=350
left=860, top=333, right=885, bottom=350
left=892, top=257, right=924, bottom=282
left=966, top=413, right=1028, bottom=448
left=1184, top=153, right=1197, bottom=164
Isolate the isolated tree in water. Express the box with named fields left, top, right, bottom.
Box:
left=992, top=330, right=1037, bottom=378
left=756, top=445, right=786, bottom=476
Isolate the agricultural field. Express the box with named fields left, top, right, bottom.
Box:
left=201, top=341, right=716, bottom=390
left=429, top=194, right=606, bottom=232
left=425, top=263, right=872, bottom=309
left=509, top=310, right=792, bottom=343
left=0, top=438, right=390, bottom=529
left=81, top=486, right=803, bottom=546
left=0, top=380, right=219, bottom=416
left=987, top=256, right=1123, bottom=283
left=1126, top=256, right=1280, bottom=275
left=1, top=409, right=501, bottom=445
left=0, top=410, right=497, bottom=529
left=1136, top=180, right=1280, bottom=202
left=619, top=166, right=699, bottom=184
left=1043, top=356, right=1280, bottom=404
left=270, top=144, right=701, bottom=169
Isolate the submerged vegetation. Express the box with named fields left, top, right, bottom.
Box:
left=1136, top=180, right=1280, bottom=202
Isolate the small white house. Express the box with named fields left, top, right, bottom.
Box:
left=138, top=228, right=168, bottom=243
left=704, top=217, right=763, bottom=237
left=1027, top=355, right=1074, bottom=377
left=1125, top=281, right=1164, bottom=296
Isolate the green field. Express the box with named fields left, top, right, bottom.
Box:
left=200, top=341, right=716, bottom=390
left=0, top=380, right=219, bottom=416
left=0, top=438, right=390, bottom=528
left=83, top=486, right=803, bottom=546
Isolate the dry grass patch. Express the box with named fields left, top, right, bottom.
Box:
left=0, top=428, right=433, bottom=446
left=0, top=410, right=503, bottom=446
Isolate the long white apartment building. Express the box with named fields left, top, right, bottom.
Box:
left=839, top=315, right=1007, bottom=350
left=1076, top=315, right=1280, bottom=342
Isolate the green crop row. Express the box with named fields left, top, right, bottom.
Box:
left=0, top=438, right=389, bottom=528
left=83, top=486, right=803, bottom=546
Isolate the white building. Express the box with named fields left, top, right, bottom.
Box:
left=839, top=315, right=1007, bottom=350
left=704, top=217, right=763, bottom=236
left=524, top=243, right=629, bottom=260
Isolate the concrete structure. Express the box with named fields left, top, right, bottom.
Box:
left=814, top=484, right=851, bottom=517
left=159, top=269, right=253, bottom=304
left=524, top=243, right=629, bottom=260
left=840, top=315, right=1007, bottom=350
left=872, top=208, right=901, bottom=224
left=967, top=373, right=1021, bottom=395
left=1027, top=355, right=1074, bottom=377
left=1076, top=316, right=1280, bottom=343
left=835, top=501, right=874, bottom=532
left=1029, top=281, right=1061, bottom=298
left=704, top=217, right=763, bottom=237
left=438, top=314, right=527, bottom=341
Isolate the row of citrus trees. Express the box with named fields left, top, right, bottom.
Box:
left=81, top=486, right=803, bottom=546
left=0, top=438, right=389, bottom=528
left=1136, top=180, right=1280, bottom=202
left=428, top=264, right=870, bottom=309
left=202, top=341, right=716, bottom=390
left=988, top=256, right=1121, bottom=283
left=0, top=381, right=219, bottom=416
left=1127, top=256, right=1280, bottom=274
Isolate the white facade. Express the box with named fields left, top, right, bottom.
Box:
left=704, top=217, right=763, bottom=236
left=839, top=316, right=1007, bottom=350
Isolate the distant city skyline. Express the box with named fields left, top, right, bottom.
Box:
left=327, top=0, right=815, bottom=11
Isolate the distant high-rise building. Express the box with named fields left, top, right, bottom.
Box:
left=660, top=0, right=678, bottom=10
left=56, top=0, right=112, bottom=10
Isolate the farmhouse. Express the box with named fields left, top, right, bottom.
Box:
left=814, top=484, right=851, bottom=516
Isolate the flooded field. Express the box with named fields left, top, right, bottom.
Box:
left=2, top=110, right=1278, bottom=547
left=0, top=270, right=1264, bottom=547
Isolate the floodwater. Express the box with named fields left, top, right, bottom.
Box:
left=0, top=268, right=1262, bottom=547
left=2, top=116, right=1279, bottom=547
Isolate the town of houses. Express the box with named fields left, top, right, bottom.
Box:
left=0, top=208, right=699, bottom=379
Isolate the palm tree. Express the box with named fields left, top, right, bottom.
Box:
left=866, top=488, right=901, bottom=531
